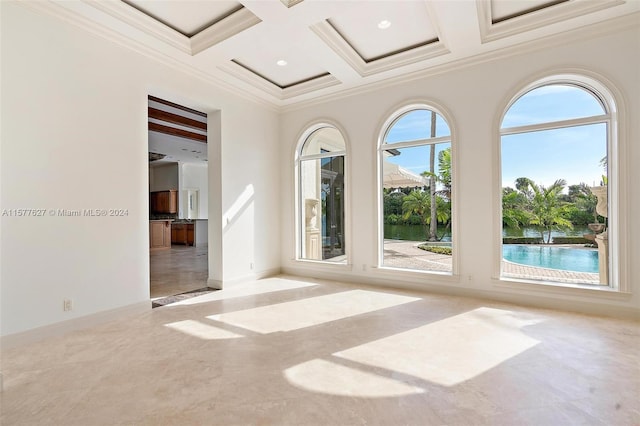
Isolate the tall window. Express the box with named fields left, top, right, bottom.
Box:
left=297, top=126, right=346, bottom=262
left=379, top=107, right=453, bottom=273
left=500, top=79, right=614, bottom=286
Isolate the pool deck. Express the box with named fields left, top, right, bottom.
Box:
left=383, top=240, right=600, bottom=284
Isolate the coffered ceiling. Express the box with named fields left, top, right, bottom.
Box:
left=31, top=0, right=639, bottom=108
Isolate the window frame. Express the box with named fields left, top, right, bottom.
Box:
left=377, top=103, right=458, bottom=277
left=496, top=73, right=628, bottom=293
left=295, top=122, right=350, bottom=265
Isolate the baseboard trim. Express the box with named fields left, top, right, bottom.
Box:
left=0, top=301, right=151, bottom=350
left=207, top=278, right=223, bottom=289
left=208, top=267, right=281, bottom=289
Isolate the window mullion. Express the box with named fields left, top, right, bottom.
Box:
left=501, top=114, right=609, bottom=136
left=381, top=135, right=451, bottom=151
left=300, top=151, right=346, bottom=161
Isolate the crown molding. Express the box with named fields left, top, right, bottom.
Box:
left=280, top=0, right=304, bottom=8
left=282, top=12, right=640, bottom=113
left=281, top=74, right=342, bottom=100
left=477, top=0, right=625, bottom=43
left=19, top=1, right=278, bottom=111
left=190, top=7, right=261, bottom=55
left=83, top=0, right=191, bottom=53
left=310, top=20, right=450, bottom=77
left=84, top=0, right=261, bottom=56
left=219, top=61, right=342, bottom=100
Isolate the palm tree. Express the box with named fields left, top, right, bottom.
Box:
left=402, top=189, right=450, bottom=241
left=436, top=147, right=452, bottom=200
left=502, top=187, right=530, bottom=229
left=524, top=179, right=573, bottom=243
left=515, top=177, right=534, bottom=200
left=421, top=146, right=453, bottom=240
left=428, top=111, right=437, bottom=241
left=402, top=190, right=431, bottom=239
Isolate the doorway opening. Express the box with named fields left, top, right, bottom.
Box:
left=147, top=95, right=212, bottom=304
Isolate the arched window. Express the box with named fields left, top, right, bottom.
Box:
left=379, top=106, right=454, bottom=274
left=500, top=77, right=616, bottom=287
left=297, top=125, right=347, bottom=263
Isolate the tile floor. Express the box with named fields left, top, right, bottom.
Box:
left=150, top=245, right=209, bottom=299
left=1, top=276, right=638, bottom=425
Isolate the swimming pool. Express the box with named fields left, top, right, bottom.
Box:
left=503, top=245, right=598, bottom=273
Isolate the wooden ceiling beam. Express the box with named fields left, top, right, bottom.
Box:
left=148, top=122, right=207, bottom=143
left=148, top=107, right=207, bottom=131
left=148, top=95, right=207, bottom=117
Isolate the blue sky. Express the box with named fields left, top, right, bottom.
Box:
left=501, top=85, right=607, bottom=189
left=384, top=110, right=451, bottom=179
left=384, top=85, right=607, bottom=191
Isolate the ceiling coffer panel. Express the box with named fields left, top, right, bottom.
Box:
left=91, top=1, right=261, bottom=55
left=231, top=60, right=330, bottom=90
left=123, top=0, right=242, bottom=37
left=311, top=1, right=449, bottom=77
left=221, top=37, right=341, bottom=99
left=478, top=0, right=625, bottom=43
left=221, top=60, right=341, bottom=101
left=327, top=1, right=439, bottom=63
left=491, top=0, right=568, bottom=24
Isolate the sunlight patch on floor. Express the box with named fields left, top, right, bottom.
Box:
left=164, top=320, right=244, bottom=340
left=333, top=307, right=541, bottom=387
left=284, top=358, right=425, bottom=397
left=207, top=289, right=420, bottom=334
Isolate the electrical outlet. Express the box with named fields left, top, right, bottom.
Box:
left=63, top=298, right=73, bottom=311
left=250, top=262, right=254, bottom=270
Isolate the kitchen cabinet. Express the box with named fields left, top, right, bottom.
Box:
left=149, top=220, right=172, bottom=252
left=171, top=223, right=194, bottom=246
left=150, top=190, right=177, bottom=214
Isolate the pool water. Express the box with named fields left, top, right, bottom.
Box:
left=503, top=245, right=598, bottom=273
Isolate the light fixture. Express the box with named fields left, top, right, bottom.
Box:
left=377, top=20, right=391, bottom=30
left=276, top=59, right=288, bottom=66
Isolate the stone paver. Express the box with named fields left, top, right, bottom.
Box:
left=382, top=240, right=600, bottom=284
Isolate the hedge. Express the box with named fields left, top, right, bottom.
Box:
left=502, top=237, right=543, bottom=244
left=502, top=236, right=593, bottom=245
left=551, top=236, right=593, bottom=245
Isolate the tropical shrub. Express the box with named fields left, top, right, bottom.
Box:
left=418, top=245, right=452, bottom=255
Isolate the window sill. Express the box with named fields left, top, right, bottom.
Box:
left=293, top=258, right=353, bottom=271
left=494, top=277, right=631, bottom=300
left=373, top=265, right=460, bottom=283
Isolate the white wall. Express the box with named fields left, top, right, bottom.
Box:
left=279, top=22, right=640, bottom=317
left=180, top=163, right=208, bottom=219
left=150, top=163, right=178, bottom=192
left=194, top=220, right=208, bottom=248
left=0, top=2, right=281, bottom=336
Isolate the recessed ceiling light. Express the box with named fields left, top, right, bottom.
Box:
left=276, top=59, right=288, bottom=66
left=377, top=20, right=391, bottom=30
